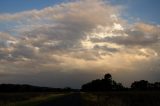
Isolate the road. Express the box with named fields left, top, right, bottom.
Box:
left=38, top=93, right=83, bottom=106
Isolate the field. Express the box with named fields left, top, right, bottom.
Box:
left=82, top=91, right=160, bottom=106
left=0, top=92, right=66, bottom=106
left=1, top=91, right=160, bottom=106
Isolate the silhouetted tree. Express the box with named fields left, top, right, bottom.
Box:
left=154, top=82, right=160, bottom=90
left=104, top=73, right=112, bottom=80
left=81, top=73, right=124, bottom=91
left=131, top=80, right=149, bottom=90
left=131, top=80, right=160, bottom=91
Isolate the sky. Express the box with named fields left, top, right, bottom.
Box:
left=0, top=0, right=160, bottom=88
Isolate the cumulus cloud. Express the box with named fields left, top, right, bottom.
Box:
left=0, top=0, right=159, bottom=88
left=105, top=23, right=160, bottom=46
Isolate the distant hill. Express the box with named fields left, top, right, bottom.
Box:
left=0, top=84, right=76, bottom=92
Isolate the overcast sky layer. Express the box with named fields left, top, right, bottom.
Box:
left=0, top=0, right=160, bottom=88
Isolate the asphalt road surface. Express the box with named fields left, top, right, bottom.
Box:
left=39, top=93, right=83, bottom=106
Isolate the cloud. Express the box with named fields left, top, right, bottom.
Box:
left=105, top=23, right=160, bottom=46
left=0, top=0, right=159, bottom=88
left=94, top=45, right=119, bottom=53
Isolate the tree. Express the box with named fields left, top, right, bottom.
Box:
left=81, top=73, right=124, bottom=91
left=131, top=80, right=149, bottom=90
left=154, top=82, right=160, bottom=90
left=104, top=73, right=112, bottom=80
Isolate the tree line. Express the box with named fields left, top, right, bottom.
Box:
left=81, top=73, right=160, bottom=91
left=0, top=84, right=76, bottom=92
left=0, top=73, right=160, bottom=92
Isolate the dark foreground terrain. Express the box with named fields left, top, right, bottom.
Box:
left=0, top=92, right=83, bottom=106
left=82, top=91, right=160, bottom=106
left=39, top=93, right=83, bottom=106
left=1, top=91, right=160, bottom=106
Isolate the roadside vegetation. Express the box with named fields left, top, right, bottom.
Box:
left=81, top=73, right=160, bottom=106
left=81, top=91, right=160, bottom=106
left=1, top=73, right=160, bottom=106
